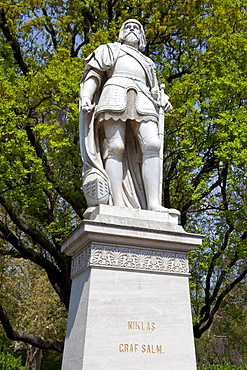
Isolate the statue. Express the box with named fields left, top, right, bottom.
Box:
left=79, top=19, right=172, bottom=213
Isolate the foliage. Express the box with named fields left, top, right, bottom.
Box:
left=0, top=256, right=66, bottom=366
left=0, top=334, right=13, bottom=353
left=0, top=257, right=67, bottom=340
left=195, top=282, right=247, bottom=366
left=198, top=366, right=247, bottom=370
left=0, top=0, right=246, bottom=361
left=0, top=353, right=26, bottom=370
left=40, top=358, right=62, bottom=370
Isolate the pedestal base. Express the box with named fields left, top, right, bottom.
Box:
left=61, top=206, right=203, bottom=370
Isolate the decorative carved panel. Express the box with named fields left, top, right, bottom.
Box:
left=71, top=244, right=189, bottom=277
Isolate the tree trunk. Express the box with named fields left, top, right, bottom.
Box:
left=25, top=345, right=42, bottom=370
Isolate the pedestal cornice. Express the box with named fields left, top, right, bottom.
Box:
left=61, top=205, right=203, bottom=257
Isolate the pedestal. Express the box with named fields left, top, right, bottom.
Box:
left=61, top=205, right=203, bottom=370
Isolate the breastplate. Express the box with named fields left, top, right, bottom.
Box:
left=111, top=51, right=147, bottom=83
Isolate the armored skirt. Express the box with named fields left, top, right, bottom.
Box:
left=95, top=76, right=159, bottom=124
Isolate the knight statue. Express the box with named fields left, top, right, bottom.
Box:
left=79, top=19, right=172, bottom=213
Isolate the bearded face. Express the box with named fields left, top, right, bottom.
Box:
left=122, top=21, right=142, bottom=48
left=118, top=19, right=147, bottom=50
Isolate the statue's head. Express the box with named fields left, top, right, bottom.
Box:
left=118, top=19, right=147, bottom=50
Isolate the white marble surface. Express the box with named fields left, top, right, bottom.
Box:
left=84, top=204, right=180, bottom=223
left=62, top=266, right=196, bottom=370
left=61, top=205, right=203, bottom=257
left=79, top=20, right=173, bottom=211
left=61, top=209, right=202, bottom=369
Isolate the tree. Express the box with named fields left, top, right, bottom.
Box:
left=0, top=0, right=246, bottom=357
left=195, top=279, right=247, bottom=365
left=0, top=257, right=66, bottom=368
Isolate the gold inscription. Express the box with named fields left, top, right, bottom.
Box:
left=142, top=344, right=164, bottom=354
left=119, top=343, right=139, bottom=353
left=121, top=321, right=162, bottom=354
left=119, top=344, right=164, bottom=354
left=127, top=321, right=156, bottom=331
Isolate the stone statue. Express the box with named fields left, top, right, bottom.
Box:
left=79, top=19, right=172, bottom=212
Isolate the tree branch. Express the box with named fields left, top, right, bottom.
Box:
left=197, top=229, right=235, bottom=326
left=163, top=156, right=179, bottom=208
left=194, top=264, right=247, bottom=338
left=166, top=67, right=191, bottom=83
left=180, top=176, right=221, bottom=226
left=24, top=124, right=85, bottom=219
left=0, top=247, right=22, bottom=259
left=70, top=26, right=79, bottom=57
left=0, top=9, right=29, bottom=75
left=0, top=305, right=64, bottom=352
left=0, top=194, right=66, bottom=265
left=0, top=218, right=71, bottom=309
left=42, top=8, right=58, bottom=50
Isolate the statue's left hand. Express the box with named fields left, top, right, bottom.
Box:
left=160, top=93, right=172, bottom=113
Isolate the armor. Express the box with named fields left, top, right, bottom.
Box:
left=83, top=42, right=159, bottom=122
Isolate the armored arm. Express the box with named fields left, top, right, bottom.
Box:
left=79, top=69, right=104, bottom=112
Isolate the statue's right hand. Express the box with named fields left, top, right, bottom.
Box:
left=79, top=96, right=95, bottom=113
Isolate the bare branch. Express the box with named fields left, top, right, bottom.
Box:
left=194, top=264, right=247, bottom=338
left=0, top=304, right=64, bottom=352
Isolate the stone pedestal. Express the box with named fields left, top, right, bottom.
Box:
left=61, top=205, right=203, bottom=370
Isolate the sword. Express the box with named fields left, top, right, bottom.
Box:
left=158, top=84, right=165, bottom=204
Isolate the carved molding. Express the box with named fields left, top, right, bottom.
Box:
left=71, top=244, right=189, bottom=277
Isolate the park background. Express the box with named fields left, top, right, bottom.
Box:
left=0, top=0, right=247, bottom=368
